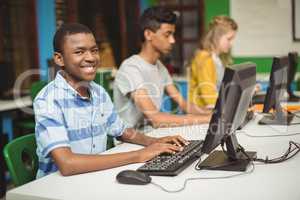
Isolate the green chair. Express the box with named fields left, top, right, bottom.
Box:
left=106, top=136, right=115, bottom=150
left=30, top=80, right=48, bottom=101
left=3, top=134, right=38, bottom=186
left=18, top=80, right=48, bottom=131
left=94, top=68, right=114, bottom=100
left=94, top=69, right=115, bottom=150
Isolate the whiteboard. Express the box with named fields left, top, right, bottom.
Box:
left=231, top=0, right=300, bottom=56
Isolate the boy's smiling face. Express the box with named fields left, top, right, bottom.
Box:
left=54, top=33, right=100, bottom=84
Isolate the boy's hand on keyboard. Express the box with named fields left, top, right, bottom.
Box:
left=137, top=143, right=183, bottom=162
left=154, top=135, right=189, bottom=147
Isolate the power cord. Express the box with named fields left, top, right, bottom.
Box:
left=251, top=141, right=300, bottom=164
left=150, top=162, right=255, bottom=193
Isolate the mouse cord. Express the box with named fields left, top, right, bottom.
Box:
left=149, top=162, right=255, bottom=193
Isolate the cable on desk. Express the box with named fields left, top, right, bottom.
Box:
left=239, top=142, right=300, bottom=164
left=150, top=162, right=255, bottom=193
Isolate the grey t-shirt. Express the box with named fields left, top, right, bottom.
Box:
left=114, top=55, right=173, bottom=128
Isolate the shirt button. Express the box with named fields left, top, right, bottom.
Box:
left=101, top=113, right=104, bottom=117
left=93, top=144, right=96, bottom=148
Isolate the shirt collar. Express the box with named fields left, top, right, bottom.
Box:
left=135, top=54, right=159, bottom=68
left=53, top=70, right=94, bottom=100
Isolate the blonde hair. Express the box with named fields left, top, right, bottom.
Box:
left=200, top=15, right=238, bottom=66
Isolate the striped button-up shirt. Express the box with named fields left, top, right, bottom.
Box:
left=34, top=71, right=127, bottom=178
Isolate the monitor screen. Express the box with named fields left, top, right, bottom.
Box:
left=287, top=52, right=300, bottom=101
left=262, top=56, right=289, bottom=113
left=198, top=62, right=257, bottom=171
left=259, top=56, right=293, bottom=125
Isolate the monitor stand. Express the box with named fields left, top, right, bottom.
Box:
left=259, top=102, right=294, bottom=125
left=288, top=93, right=300, bottom=102
left=197, top=135, right=257, bottom=171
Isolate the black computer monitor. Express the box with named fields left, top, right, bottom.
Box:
left=197, top=62, right=257, bottom=171
left=259, top=56, right=294, bottom=125
left=287, top=52, right=300, bottom=101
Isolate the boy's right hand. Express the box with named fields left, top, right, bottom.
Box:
left=136, top=143, right=183, bottom=163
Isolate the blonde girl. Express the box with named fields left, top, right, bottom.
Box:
left=189, top=15, right=238, bottom=108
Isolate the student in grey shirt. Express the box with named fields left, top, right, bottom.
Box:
left=114, top=6, right=211, bottom=129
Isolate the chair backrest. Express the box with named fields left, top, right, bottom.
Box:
left=94, top=69, right=114, bottom=100
left=3, top=134, right=38, bottom=186
left=30, top=80, right=48, bottom=100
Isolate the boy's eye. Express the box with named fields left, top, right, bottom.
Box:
left=92, top=48, right=99, bottom=54
left=75, top=51, right=83, bottom=55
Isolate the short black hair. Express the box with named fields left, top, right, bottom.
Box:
left=53, top=23, right=93, bottom=53
left=139, top=6, right=177, bottom=42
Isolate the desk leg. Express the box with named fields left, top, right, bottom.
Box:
left=0, top=134, right=6, bottom=198
left=2, top=114, right=13, bottom=142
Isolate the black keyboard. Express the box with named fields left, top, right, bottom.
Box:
left=137, top=140, right=203, bottom=176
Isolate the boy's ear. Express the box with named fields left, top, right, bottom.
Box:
left=144, top=29, right=154, bottom=41
left=53, top=52, right=64, bottom=67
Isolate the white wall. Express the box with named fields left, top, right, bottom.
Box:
left=231, top=0, right=300, bottom=57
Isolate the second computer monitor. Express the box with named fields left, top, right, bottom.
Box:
left=287, top=52, right=300, bottom=101
left=259, top=56, right=293, bottom=125
left=198, top=62, right=257, bottom=171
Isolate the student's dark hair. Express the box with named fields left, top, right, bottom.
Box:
left=139, top=6, right=177, bottom=42
left=53, top=23, right=93, bottom=53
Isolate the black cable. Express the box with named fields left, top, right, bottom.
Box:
left=262, top=141, right=300, bottom=164
left=238, top=144, right=252, bottom=160
left=150, top=162, right=255, bottom=193
left=239, top=142, right=300, bottom=164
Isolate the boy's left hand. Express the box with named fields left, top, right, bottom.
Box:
left=155, top=135, right=189, bottom=147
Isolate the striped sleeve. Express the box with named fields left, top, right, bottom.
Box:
left=34, top=97, right=70, bottom=158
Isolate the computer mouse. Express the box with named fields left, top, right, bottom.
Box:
left=116, top=170, right=152, bottom=185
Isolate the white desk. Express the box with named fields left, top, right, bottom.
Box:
left=0, top=96, right=32, bottom=141
left=6, top=114, right=300, bottom=200
left=0, top=96, right=32, bottom=112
